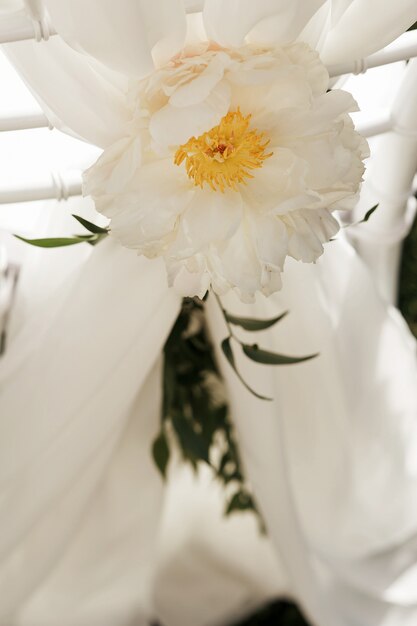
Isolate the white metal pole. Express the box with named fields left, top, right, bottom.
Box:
left=0, top=13, right=55, bottom=44
left=328, top=31, right=417, bottom=77
left=0, top=172, right=82, bottom=204
left=354, top=112, right=393, bottom=138
left=0, top=111, right=51, bottom=132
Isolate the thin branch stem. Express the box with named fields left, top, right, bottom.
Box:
left=214, top=292, right=235, bottom=340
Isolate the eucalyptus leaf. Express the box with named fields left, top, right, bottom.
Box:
left=225, top=310, right=288, bottom=331
left=226, top=490, right=255, bottom=514
left=162, top=358, right=176, bottom=420
left=342, top=204, right=380, bottom=231
left=87, top=233, right=108, bottom=246
left=218, top=451, right=242, bottom=484
left=72, top=234, right=103, bottom=246
left=221, top=337, right=272, bottom=401
left=72, top=214, right=109, bottom=234
left=359, top=204, right=379, bottom=224
left=171, top=414, right=211, bottom=464
left=14, top=235, right=91, bottom=248
left=242, top=343, right=318, bottom=365
left=152, top=430, right=170, bottom=479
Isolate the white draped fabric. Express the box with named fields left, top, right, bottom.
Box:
left=2, top=1, right=417, bottom=625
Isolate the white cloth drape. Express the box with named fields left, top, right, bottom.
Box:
left=2, top=2, right=417, bottom=625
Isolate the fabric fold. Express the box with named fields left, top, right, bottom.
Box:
left=206, top=239, right=417, bottom=626
left=0, top=239, right=180, bottom=620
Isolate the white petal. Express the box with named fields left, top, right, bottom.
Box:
left=320, top=0, right=417, bottom=65
left=230, top=64, right=314, bottom=119
left=216, top=225, right=262, bottom=302
left=185, top=12, right=208, bottom=46
left=169, top=51, right=232, bottom=107
left=4, top=36, right=130, bottom=148
left=283, top=42, right=329, bottom=95
left=293, top=133, right=355, bottom=189
left=249, top=212, right=288, bottom=270
left=260, top=267, right=282, bottom=297
left=203, top=0, right=326, bottom=47
left=284, top=211, right=327, bottom=262
left=247, top=1, right=327, bottom=47
left=289, top=124, right=366, bottom=197
left=83, top=134, right=142, bottom=196
left=149, top=80, right=231, bottom=148
left=167, top=257, right=211, bottom=299
left=304, top=208, right=340, bottom=242
left=273, top=90, right=359, bottom=142
left=228, top=42, right=328, bottom=97
left=43, top=0, right=187, bottom=77
left=243, top=150, right=318, bottom=214
left=99, top=159, right=194, bottom=253
left=170, top=188, right=243, bottom=257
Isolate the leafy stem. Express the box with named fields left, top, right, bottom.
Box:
left=14, top=215, right=109, bottom=248
left=214, top=292, right=237, bottom=341
left=214, top=292, right=273, bottom=401
left=213, top=291, right=318, bottom=402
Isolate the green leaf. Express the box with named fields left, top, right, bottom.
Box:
left=342, top=204, right=380, bottom=231
left=14, top=235, right=91, bottom=248
left=359, top=204, right=379, bottom=224
left=171, top=414, right=211, bottom=464
left=221, top=337, right=272, bottom=401
left=226, top=490, right=255, bottom=515
left=242, top=343, right=318, bottom=366
left=87, top=233, right=108, bottom=246
left=162, top=358, right=176, bottom=420
left=152, top=430, right=170, bottom=479
left=72, top=214, right=109, bottom=234
left=225, top=310, right=288, bottom=332
left=218, top=451, right=242, bottom=484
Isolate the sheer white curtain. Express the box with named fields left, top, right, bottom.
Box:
left=2, top=2, right=417, bottom=626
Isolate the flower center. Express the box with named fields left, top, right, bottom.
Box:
left=174, top=110, right=273, bottom=192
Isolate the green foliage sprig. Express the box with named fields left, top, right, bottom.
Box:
left=14, top=215, right=109, bottom=248
left=216, top=294, right=317, bottom=401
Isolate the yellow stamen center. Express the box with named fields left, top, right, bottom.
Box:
left=174, top=109, right=273, bottom=192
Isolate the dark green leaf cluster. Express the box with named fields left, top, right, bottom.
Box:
left=152, top=297, right=264, bottom=525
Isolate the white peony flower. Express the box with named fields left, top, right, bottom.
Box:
left=84, top=41, right=369, bottom=302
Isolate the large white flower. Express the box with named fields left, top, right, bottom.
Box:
left=84, top=41, right=368, bottom=302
